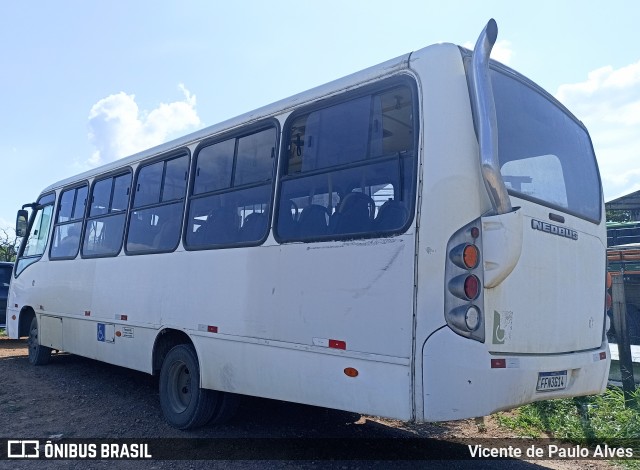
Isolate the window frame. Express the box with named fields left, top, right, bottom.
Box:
left=125, top=149, right=191, bottom=256
left=81, top=169, right=133, bottom=259
left=15, top=192, right=56, bottom=277
left=49, top=182, right=89, bottom=261
left=184, top=118, right=280, bottom=251
left=274, top=75, right=419, bottom=244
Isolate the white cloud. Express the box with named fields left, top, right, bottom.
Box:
left=462, top=40, right=513, bottom=66
left=87, top=84, right=201, bottom=166
left=555, top=60, right=640, bottom=201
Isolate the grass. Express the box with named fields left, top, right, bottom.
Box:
left=497, top=387, right=640, bottom=466
left=0, top=328, right=5, bottom=337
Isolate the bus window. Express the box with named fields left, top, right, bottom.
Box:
left=276, top=82, right=417, bottom=242
left=15, top=193, right=55, bottom=276
left=127, top=153, right=188, bottom=254
left=50, top=184, right=88, bottom=259
left=82, top=172, right=131, bottom=257
left=186, top=125, right=277, bottom=249
left=492, top=69, right=601, bottom=222
left=501, top=154, right=568, bottom=208
left=22, top=204, right=53, bottom=258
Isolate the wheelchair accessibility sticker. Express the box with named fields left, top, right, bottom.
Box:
left=97, top=323, right=105, bottom=342
left=96, top=323, right=115, bottom=343
left=492, top=310, right=513, bottom=344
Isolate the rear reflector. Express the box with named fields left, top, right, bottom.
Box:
left=491, top=359, right=506, bottom=369
left=313, top=337, right=347, bottom=350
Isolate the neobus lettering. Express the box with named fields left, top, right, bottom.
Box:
left=531, top=219, right=578, bottom=240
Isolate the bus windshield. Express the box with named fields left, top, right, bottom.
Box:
left=492, top=68, right=602, bottom=223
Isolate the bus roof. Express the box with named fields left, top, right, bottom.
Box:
left=41, top=47, right=429, bottom=195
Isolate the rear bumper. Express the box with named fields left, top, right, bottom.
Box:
left=422, top=328, right=610, bottom=422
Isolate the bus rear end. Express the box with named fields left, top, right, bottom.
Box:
left=420, top=20, right=609, bottom=421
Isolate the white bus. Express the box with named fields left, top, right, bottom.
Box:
left=8, top=20, right=609, bottom=429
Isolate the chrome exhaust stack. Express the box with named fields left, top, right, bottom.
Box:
left=470, top=19, right=512, bottom=215
left=470, top=20, right=522, bottom=289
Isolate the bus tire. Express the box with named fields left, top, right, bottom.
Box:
left=28, top=316, right=51, bottom=366
left=159, top=344, right=217, bottom=430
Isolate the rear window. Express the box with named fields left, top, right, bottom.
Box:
left=492, top=68, right=602, bottom=223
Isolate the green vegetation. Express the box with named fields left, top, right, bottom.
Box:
left=0, top=328, right=6, bottom=337
left=498, top=387, right=640, bottom=466
left=607, top=209, right=633, bottom=223
left=0, top=228, right=18, bottom=262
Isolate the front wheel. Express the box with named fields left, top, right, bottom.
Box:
left=159, top=344, right=218, bottom=430
left=27, top=316, right=51, bottom=366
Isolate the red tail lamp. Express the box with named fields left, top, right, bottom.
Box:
left=464, top=275, right=480, bottom=300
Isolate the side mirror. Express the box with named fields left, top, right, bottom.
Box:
left=16, top=209, right=28, bottom=237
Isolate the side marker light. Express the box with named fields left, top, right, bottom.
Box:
left=344, top=367, right=359, bottom=377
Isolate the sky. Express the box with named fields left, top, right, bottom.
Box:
left=1, top=1, right=639, bottom=230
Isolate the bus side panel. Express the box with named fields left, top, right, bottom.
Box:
left=31, top=257, right=95, bottom=319
left=193, top=335, right=413, bottom=420
left=39, top=315, right=63, bottom=348
left=168, top=239, right=416, bottom=360
left=60, top=316, right=155, bottom=373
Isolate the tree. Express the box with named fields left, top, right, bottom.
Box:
left=606, top=209, right=632, bottom=223
left=0, top=227, right=19, bottom=262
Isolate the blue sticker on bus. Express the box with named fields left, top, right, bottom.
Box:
left=97, top=323, right=105, bottom=342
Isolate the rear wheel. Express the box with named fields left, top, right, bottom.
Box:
left=27, top=316, right=51, bottom=366
left=159, top=344, right=217, bottom=429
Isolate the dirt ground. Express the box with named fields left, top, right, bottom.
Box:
left=0, top=336, right=622, bottom=469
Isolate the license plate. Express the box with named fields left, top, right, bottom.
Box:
left=536, top=370, right=567, bottom=392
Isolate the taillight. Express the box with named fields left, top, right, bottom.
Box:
left=463, top=245, right=480, bottom=269
left=448, top=274, right=481, bottom=301
left=445, top=220, right=484, bottom=342
left=464, top=275, right=480, bottom=299
left=465, top=306, right=480, bottom=330
left=449, top=243, right=480, bottom=270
